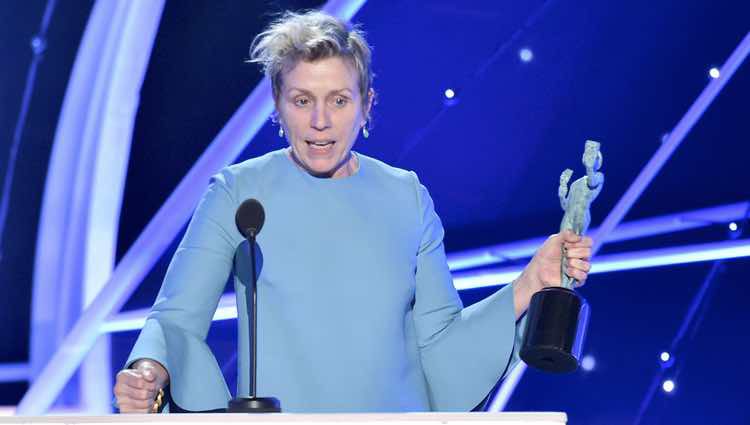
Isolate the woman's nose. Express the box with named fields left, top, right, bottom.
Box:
left=310, top=104, right=330, bottom=130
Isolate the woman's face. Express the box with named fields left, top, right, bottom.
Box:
left=277, top=56, right=370, bottom=178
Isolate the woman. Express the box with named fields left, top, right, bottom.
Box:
left=113, top=10, right=593, bottom=413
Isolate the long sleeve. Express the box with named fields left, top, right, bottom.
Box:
left=411, top=175, right=525, bottom=411
left=126, top=169, right=241, bottom=412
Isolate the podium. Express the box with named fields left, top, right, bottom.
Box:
left=0, top=412, right=566, bottom=425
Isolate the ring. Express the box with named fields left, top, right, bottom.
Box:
left=151, top=388, right=165, bottom=413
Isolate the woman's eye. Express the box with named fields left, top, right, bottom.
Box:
left=333, top=96, right=348, bottom=107
left=294, top=98, right=310, bottom=107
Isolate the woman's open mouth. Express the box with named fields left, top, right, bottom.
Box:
left=306, top=140, right=335, bottom=152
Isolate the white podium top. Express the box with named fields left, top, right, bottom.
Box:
left=1, top=412, right=566, bottom=425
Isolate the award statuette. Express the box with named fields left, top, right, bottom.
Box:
left=520, top=140, right=604, bottom=373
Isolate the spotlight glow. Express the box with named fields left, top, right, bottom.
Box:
left=729, top=222, right=738, bottom=231
left=581, top=355, right=596, bottom=371
left=444, top=88, right=455, bottom=99
left=660, top=351, right=671, bottom=362
left=662, top=379, right=675, bottom=393
left=709, top=67, right=720, bottom=79
left=519, top=48, right=533, bottom=63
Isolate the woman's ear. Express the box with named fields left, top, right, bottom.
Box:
left=271, top=109, right=287, bottom=139
left=272, top=106, right=288, bottom=130
left=271, top=95, right=285, bottom=123
left=367, top=89, right=375, bottom=112
left=364, top=88, right=376, bottom=124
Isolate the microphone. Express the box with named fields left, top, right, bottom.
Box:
left=227, top=199, right=281, bottom=413
left=235, top=199, right=265, bottom=239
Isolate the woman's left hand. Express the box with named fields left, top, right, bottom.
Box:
left=533, top=229, right=593, bottom=289
left=512, top=230, right=593, bottom=318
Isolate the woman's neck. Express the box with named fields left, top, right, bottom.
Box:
left=286, top=147, right=359, bottom=179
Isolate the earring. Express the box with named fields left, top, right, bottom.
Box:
left=362, top=125, right=369, bottom=139
left=278, top=127, right=284, bottom=138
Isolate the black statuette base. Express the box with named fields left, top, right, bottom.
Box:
left=520, top=287, right=589, bottom=373
left=226, top=396, right=281, bottom=413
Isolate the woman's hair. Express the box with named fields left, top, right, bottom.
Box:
left=248, top=10, right=374, bottom=117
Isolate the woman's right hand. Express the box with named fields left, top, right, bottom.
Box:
left=114, top=359, right=169, bottom=413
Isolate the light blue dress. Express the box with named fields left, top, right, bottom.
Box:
left=127, top=148, right=524, bottom=412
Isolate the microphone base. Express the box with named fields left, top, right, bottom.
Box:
left=226, top=396, right=281, bottom=413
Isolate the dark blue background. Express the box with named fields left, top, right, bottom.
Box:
left=1, top=1, right=748, bottom=423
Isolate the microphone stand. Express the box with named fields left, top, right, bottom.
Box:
left=227, top=229, right=281, bottom=413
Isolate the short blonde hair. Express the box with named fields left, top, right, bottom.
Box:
left=248, top=10, right=374, bottom=116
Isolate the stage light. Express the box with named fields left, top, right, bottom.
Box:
left=444, top=88, right=455, bottom=99
left=519, top=48, right=533, bottom=63
left=30, top=36, right=46, bottom=54
left=662, top=379, right=675, bottom=393
left=0, top=363, right=30, bottom=382
left=729, top=222, right=738, bottom=231
left=709, top=67, right=720, bottom=79
left=580, top=355, right=596, bottom=371
left=659, top=351, right=675, bottom=368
